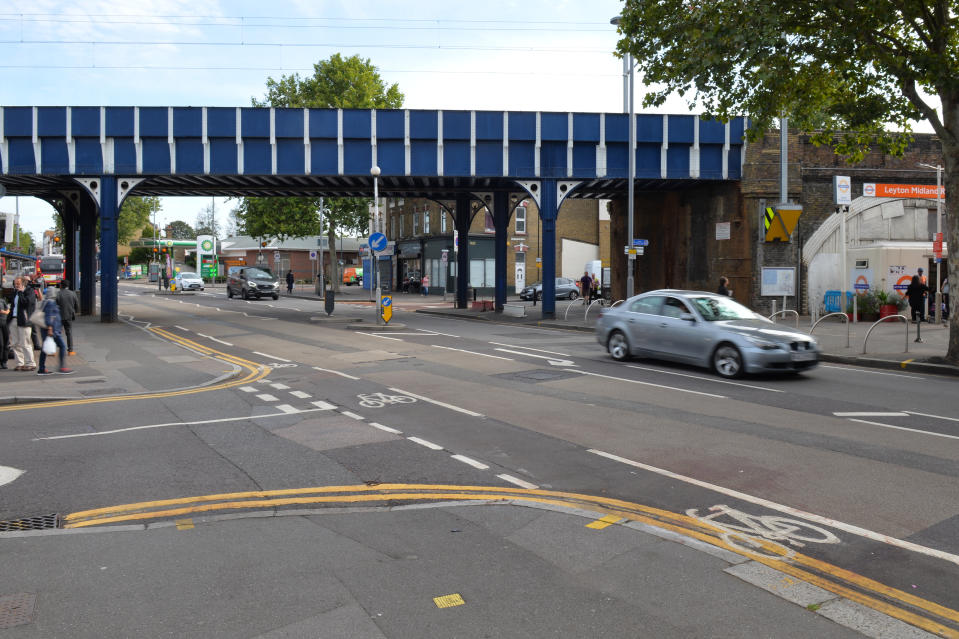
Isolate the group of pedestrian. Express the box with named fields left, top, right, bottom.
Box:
left=905, top=266, right=950, bottom=323
left=579, top=272, right=601, bottom=304
left=2, top=273, right=78, bottom=375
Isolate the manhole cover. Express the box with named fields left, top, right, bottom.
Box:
left=494, top=369, right=581, bottom=383
left=0, top=514, right=60, bottom=532
left=0, top=593, right=36, bottom=629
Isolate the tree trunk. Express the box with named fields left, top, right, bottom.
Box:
left=944, top=135, right=958, bottom=363
left=327, top=227, right=340, bottom=293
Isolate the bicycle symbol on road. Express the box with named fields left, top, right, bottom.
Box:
left=685, top=504, right=840, bottom=559
left=357, top=392, right=417, bottom=408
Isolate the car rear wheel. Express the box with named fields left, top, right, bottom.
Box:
left=607, top=331, right=630, bottom=361
left=568, top=291, right=579, bottom=300
left=713, top=344, right=744, bottom=379
left=272, top=294, right=279, bottom=300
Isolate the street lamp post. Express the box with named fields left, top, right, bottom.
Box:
left=919, top=163, right=944, bottom=323
left=371, top=166, right=381, bottom=316
left=611, top=15, right=636, bottom=298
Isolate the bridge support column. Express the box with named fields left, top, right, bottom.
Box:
left=454, top=194, right=472, bottom=309
left=78, top=193, right=97, bottom=316
left=493, top=192, right=509, bottom=312
left=98, top=176, right=119, bottom=322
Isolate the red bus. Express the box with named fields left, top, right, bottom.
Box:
left=36, top=255, right=66, bottom=287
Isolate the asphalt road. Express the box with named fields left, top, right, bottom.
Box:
left=2, top=282, right=957, bottom=637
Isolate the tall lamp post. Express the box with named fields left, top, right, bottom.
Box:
left=611, top=15, right=636, bottom=298
left=919, top=163, right=944, bottom=323
left=371, top=166, right=381, bottom=307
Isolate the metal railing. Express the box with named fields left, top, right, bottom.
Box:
left=768, top=309, right=799, bottom=330
left=810, top=312, right=850, bottom=348
left=862, top=314, right=909, bottom=354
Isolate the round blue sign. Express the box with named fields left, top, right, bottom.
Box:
left=369, top=232, right=387, bottom=252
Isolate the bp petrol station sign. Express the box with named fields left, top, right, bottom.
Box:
left=197, top=235, right=218, bottom=278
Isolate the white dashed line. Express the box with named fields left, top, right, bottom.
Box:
left=833, top=412, right=909, bottom=417
left=270, top=383, right=291, bottom=390
left=340, top=411, right=364, bottom=421
left=253, top=351, right=291, bottom=362
left=239, top=386, right=258, bottom=393
left=489, top=342, right=569, bottom=357
left=174, top=325, right=189, bottom=331
left=849, top=419, right=959, bottom=441
left=356, top=332, right=403, bottom=341
left=905, top=410, right=959, bottom=423
left=564, top=369, right=726, bottom=399
left=627, top=365, right=783, bottom=392
left=416, top=328, right=460, bottom=337
left=408, top=437, right=444, bottom=450
left=369, top=422, right=402, bottom=434
left=497, top=474, right=539, bottom=489
left=276, top=404, right=299, bottom=414
left=451, top=454, right=489, bottom=470
left=432, top=345, right=513, bottom=360
left=311, top=401, right=337, bottom=410
left=312, top=367, right=360, bottom=380
left=256, top=394, right=278, bottom=402
left=289, top=390, right=312, bottom=399
left=197, top=333, right=233, bottom=346
left=387, top=387, right=484, bottom=417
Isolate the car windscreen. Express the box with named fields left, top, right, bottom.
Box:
left=245, top=268, right=274, bottom=279
left=179, top=272, right=197, bottom=277
left=689, top=296, right=758, bottom=321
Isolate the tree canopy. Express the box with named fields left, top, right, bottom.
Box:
left=166, top=220, right=195, bottom=240
left=616, top=0, right=959, bottom=361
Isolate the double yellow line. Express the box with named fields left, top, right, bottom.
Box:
left=64, top=483, right=959, bottom=637
left=0, top=327, right=269, bottom=412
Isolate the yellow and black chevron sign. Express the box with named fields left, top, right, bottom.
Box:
left=765, top=205, right=802, bottom=242
left=764, top=207, right=776, bottom=232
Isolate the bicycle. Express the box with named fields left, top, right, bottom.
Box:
left=686, top=504, right=840, bottom=559
left=357, top=392, right=417, bottom=408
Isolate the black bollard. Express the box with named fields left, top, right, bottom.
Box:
left=324, top=288, right=335, bottom=316
left=532, top=289, right=538, bottom=306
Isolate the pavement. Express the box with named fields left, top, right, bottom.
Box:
left=1, top=281, right=955, bottom=636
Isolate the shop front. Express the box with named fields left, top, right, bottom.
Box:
left=397, top=241, right=422, bottom=292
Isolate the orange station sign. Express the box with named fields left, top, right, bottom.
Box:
left=863, top=183, right=945, bottom=199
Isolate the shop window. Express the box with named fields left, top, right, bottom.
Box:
left=515, top=206, right=527, bottom=234
left=413, top=212, right=420, bottom=236
left=424, top=210, right=430, bottom=235
left=441, top=212, right=447, bottom=233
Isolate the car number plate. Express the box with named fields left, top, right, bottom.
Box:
left=791, top=351, right=816, bottom=362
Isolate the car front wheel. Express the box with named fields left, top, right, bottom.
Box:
left=713, top=344, right=744, bottom=379
left=272, top=293, right=279, bottom=300
left=607, top=331, right=630, bottom=361
left=568, top=291, right=579, bottom=300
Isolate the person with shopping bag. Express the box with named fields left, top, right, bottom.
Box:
left=37, top=287, right=72, bottom=375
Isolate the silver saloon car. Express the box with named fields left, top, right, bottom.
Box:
left=595, top=290, right=819, bottom=378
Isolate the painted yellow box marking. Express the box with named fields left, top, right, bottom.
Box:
left=175, top=519, right=194, bottom=530
left=433, top=593, right=465, bottom=609
left=586, top=515, right=620, bottom=530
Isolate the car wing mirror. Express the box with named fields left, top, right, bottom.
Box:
left=680, top=312, right=696, bottom=322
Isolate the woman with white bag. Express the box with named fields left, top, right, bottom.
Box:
left=37, top=287, right=72, bottom=376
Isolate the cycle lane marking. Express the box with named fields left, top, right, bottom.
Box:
left=387, top=387, right=484, bottom=417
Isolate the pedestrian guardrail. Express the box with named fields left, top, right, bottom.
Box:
left=810, top=312, right=850, bottom=348
left=768, top=309, right=799, bottom=330
left=862, top=314, right=909, bottom=354
left=609, top=299, right=625, bottom=308
left=584, top=299, right=605, bottom=322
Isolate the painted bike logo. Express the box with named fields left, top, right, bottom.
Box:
left=357, top=392, right=416, bottom=408
left=686, top=504, right=840, bottom=559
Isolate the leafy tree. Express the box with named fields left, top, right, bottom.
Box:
left=167, top=220, right=195, bottom=240
left=616, top=0, right=959, bottom=362
left=247, top=53, right=404, bottom=290
left=50, top=195, right=159, bottom=247
left=194, top=204, right=220, bottom=238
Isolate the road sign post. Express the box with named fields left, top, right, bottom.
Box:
left=369, top=232, right=388, bottom=324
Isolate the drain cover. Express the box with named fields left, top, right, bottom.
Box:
left=0, top=514, right=60, bottom=532
left=495, top=369, right=582, bottom=383
left=0, top=593, right=36, bottom=629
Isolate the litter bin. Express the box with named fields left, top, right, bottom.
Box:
left=324, top=288, right=335, bottom=316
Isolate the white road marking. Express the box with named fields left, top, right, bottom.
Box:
left=587, top=448, right=959, bottom=569
left=848, top=419, right=959, bottom=441
left=253, top=351, right=291, bottom=362
left=388, top=387, right=484, bottom=417
left=197, top=334, right=233, bottom=346
left=289, top=390, right=312, bottom=399
left=311, top=401, right=337, bottom=410
left=408, top=436, right=443, bottom=450
left=276, top=404, right=299, bottom=414
left=819, top=364, right=922, bottom=379
left=432, top=345, right=513, bottom=360
left=451, top=454, right=489, bottom=470
left=34, top=408, right=336, bottom=440
left=417, top=328, right=459, bottom=337
left=497, top=474, right=539, bottom=489
left=256, top=394, right=278, bottom=402
left=312, top=367, right=361, bottom=380
left=270, top=383, right=291, bottom=390
left=905, top=410, right=959, bottom=423
left=238, top=386, right=258, bottom=393
left=626, top=365, right=783, bottom=392
left=565, top=369, right=726, bottom=399
left=0, top=465, right=25, bottom=487
left=174, top=325, right=189, bottom=331
left=489, top=342, right=570, bottom=357
left=369, top=422, right=402, bottom=434
left=833, top=412, right=909, bottom=417
left=356, top=332, right=403, bottom=341
left=340, top=411, right=364, bottom=420
left=494, top=348, right=575, bottom=367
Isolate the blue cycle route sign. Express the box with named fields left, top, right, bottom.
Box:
left=369, top=232, right=388, bottom=252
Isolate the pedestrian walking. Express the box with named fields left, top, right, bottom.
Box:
left=57, top=279, right=80, bottom=355
left=580, top=271, right=592, bottom=305
left=942, top=277, right=950, bottom=321
left=0, top=285, right=10, bottom=369
left=717, top=276, right=732, bottom=297
left=9, top=276, right=37, bottom=371
left=28, top=273, right=44, bottom=349
left=37, top=288, right=71, bottom=375
left=286, top=270, right=295, bottom=294
left=421, top=274, right=430, bottom=296
left=906, top=275, right=929, bottom=323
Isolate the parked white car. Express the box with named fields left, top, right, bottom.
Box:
left=174, top=271, right=204, bottom=291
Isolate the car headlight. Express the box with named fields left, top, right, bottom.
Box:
left=744, top=335, right=781, bottom=350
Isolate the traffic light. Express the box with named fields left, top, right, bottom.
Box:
left=53, top=235, right=60, bottom=244
left=161, top=247, right=167, bottom=254
left=261, top=241, right=268, bottom=247
left=153, top=247, right=159, bottom=253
